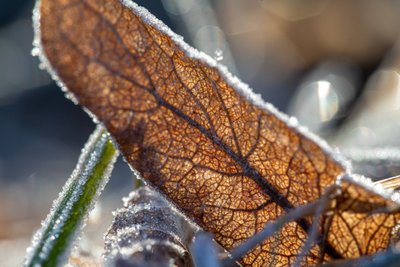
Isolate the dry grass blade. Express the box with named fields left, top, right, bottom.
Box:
left=376, top=175, right=400, bottom=191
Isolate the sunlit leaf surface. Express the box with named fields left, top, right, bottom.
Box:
left=328, top=175, right=400, bottom=259
left=35, top=0, right=400, bottom=265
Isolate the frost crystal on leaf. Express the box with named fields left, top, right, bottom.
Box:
left=33, top=0, right=400, bottom=265
left=118, top=0, right=349, bottom=169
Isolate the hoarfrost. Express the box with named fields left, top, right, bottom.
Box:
left=119, top=0, right=350, bottom=172
left=104, top=186, right=197, bottom=267
left=32, top=0, right=79, bottom=104
left=23, top=126, right=118, bottom=267
left=33, top=0, right=350, bottom=172
left=342, top=173, right=400, bottom=205
left=344, top=147, right=400, bottom=180
left=214, top=48, right=224, bottom=62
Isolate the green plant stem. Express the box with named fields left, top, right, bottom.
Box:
left=24, top=126, right=118, bottom=267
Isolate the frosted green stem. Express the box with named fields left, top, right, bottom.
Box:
left=24, top=126, right=118, bottom=267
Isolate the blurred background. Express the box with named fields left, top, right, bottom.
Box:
left=2, top=0, right=400, bottom=265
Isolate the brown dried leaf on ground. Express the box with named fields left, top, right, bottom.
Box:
left=35, top=0, right=400, bottom=265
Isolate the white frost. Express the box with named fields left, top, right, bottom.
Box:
left=33, top=0, right=350, bottom=173
left=119, top=0, right=350, bottom=172
left=32, top=0, right=79, bottom=105
left=342, top=173, right=400, bottom=206
left=23, top=126, right=118, bottom=266
left=104, top=187, right=197, bottom=266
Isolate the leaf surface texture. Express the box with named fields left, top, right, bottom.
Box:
left=36, top=0, right=400, bottom=265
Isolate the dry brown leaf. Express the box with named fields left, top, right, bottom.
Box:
left=327, top=175, right=400, bottom=259
left=35, top=0, right=400, bottom=266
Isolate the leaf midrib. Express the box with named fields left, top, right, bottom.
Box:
left=58, top=0, right=344, bottom=260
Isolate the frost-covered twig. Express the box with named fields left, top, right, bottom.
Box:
left=191, top=232, right=221, bottom=267
left=294, top=190, right=331, bottom=267
left=104, top=186, right=197, bottom=267
left=23, top=126, right=118, bottom=267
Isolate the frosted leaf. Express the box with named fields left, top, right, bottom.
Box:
left=118, top=0, right=347, bottom=166
left=33, top=0, right=349, bottom=169
left=23, top=126, right=118, bottom=267
left=35, top=0, right=356, bottom=264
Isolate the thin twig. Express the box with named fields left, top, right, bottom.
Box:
left=222, top=187, right=337, bottom=266
left=191, top=232, right=222, bottom=267
left=294, top=191, right=331, bottom=267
